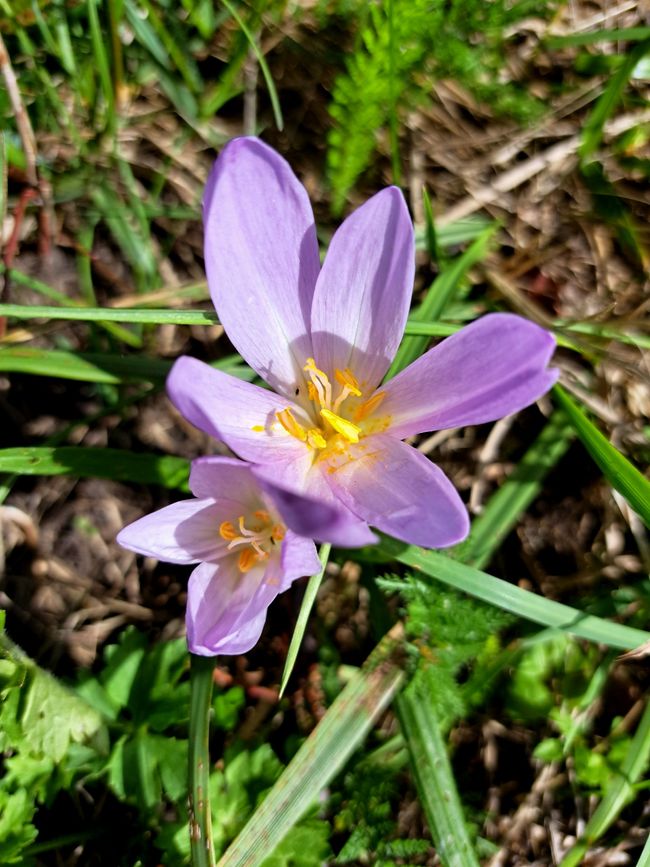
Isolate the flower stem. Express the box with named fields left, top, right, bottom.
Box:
left=189, top=653, right=217, bottom=867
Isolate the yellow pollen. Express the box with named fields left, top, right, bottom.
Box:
left=219, top=521, right=237, bottom=541
left=307, top=428, right=327, bottom=449
left=320, top=408, right=361, bottom=443
left=354, top=390, right=386, bottom=422
left=251, top=424, right=265, bottom=432
left=272, top=525, right=285, bottom=542
left=276, top=408, right=307, bottom=442
left=238, top=549, right=258, bottom=573
left=334, top=368, right=362, bottom=397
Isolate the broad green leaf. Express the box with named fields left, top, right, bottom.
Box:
left=396, top=672, right=480, bottom=867
left=0, top=447, right=190, bottom=490
left=279, top=543, right=331, bottom=698
left=553, top=385, right=650, bottom=527
left=218, top=625, right=406, bottom=866
left=377, top=538, right=649, bottom=651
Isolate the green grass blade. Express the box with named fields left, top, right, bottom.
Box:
left=387, top=223, right=497, bottom=379
left=279, top=544, right=331, bottom=699
left=559, top=699, right=650, bottom=867
left=377, top=538, right=649, bottom=651
left=0, top=347, right=253, bottom=385
left=396, top=674, right=480, bottom=867
left=579, top=37, right=650, bottom=161
left=546, top=27, right=650, bottom=49
left=553, top=385, right=650, bottom=527
left=638, top=830, right=650, bottom=867
left=221, top=0, right=284, bottom=132
left=452, top=411, right=574, bottom=569
left=0, top=447, right=190, bottom=490
left=218, top=625, right=406, bottom=866
left=87, top=0, right=116, bottom=135
left=0, top=304, right=218, bottom=326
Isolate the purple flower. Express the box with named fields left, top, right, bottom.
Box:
left=168, top=137, right=558, bottom=550
left=117, top=456, right=353, bottom=655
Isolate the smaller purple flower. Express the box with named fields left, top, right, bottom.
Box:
left=117, top=456, right=362, bottom=656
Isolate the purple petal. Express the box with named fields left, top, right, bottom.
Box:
left=189, top=455, right=260, bottom=507
left=311, top=187, right=414, bottom=393
left=204, top=137, right=320, bottom=398
left=325, top=434, right=469, bottom=548
left=186, top=559, right=272, bottom=655
left=382, top=314, right=558, bottom=438
left=167, top=356, right=309, bottom=464
left=117, top=499, right=231, bottom=564
left=279, top=531, right=321, bottom=590
left=253, top=465, right=377, bottom=548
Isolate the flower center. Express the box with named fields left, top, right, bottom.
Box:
left=219, top=511, right=285, bottom=573
left=275, top=358, right=386, bottom=455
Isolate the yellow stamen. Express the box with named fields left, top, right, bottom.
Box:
left=334, top=368, right=362, bottom=397
left=219, top=521, right=237, bottom=541
left=254, top=510, right=271, bottom=523
left=238, top=549, right=258, bottom=573
left=307, top=428, right=327, bottom=449
left=272, top=525, right=285, bottom=542
left=276, top=408, right=307, bottom=442
left=320, top=408, right=361, bottom=443
left=354, top=390, right=386, bottom=422
left=307, top=382, right=318, bottom=402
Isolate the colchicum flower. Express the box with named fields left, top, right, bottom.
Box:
left=118, top=456, right=356, bottom=655
left=168, top=137, right=558, bottom=550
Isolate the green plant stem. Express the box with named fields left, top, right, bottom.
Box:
left=189, top=654, right=217, bottom=867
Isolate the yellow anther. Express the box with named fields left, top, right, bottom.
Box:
left=276, top=408, right=307, bottom=442
left=354, top=390, right=386, bottom=422
left=219, top=521, right=237, bottom=541
left=272, top=525, right=286, bottom=542
left=320, top=408, right=361, bottom=443
left=254, top=510, right=271, bottom=523
left=238, top=549, right=258, bottom=573
left=335, top=368, right=362, bottom=397
left=307, top=382, right=318, bottom=402
left=307, top=428, right=327, bottom=450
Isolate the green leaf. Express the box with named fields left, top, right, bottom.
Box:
left=218, top=625, right=406, bottom=866
left=0, top=447, right=190, bottom=491
left=0, top=346, right=252, bottom=385
left=559, top=700, right=650, bottom=867
left=260, top=820, right=332, bottom=867
left=553, top=386, right=650, bottom=527
left=377, top=538, right=650, bottom=651
left=396, top=671, right=480, bottom=867
left=279, top=543, right=331, bottom=698
left=0, top=790, right=38, bottom=865
left=579, top=38, right=650, bottom=161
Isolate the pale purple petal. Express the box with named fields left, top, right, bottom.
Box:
left=204, top=137, right=320, bottom=398
left=167, top=356, right=309, bottom=464
left=189, top=455, right=261, bottom=509
left=253, top=466, right=377, bottom=548
left=325, top=435, right=469, bottom=548
left=278, top=531, right=321, bottom=591
left=117, top=499, right=231, bottom=564
left=186, top=559, right=270, bottom=655
left=382, top=314, right=558, bottom=438
left=311, top=187, right=414, bottom=393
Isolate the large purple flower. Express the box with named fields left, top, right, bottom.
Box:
left=117, top=456, right=358, bottom=655
left=168, top=137, right=558, bottom=549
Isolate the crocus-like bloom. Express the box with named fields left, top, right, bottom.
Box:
left=168, top=137, right=558, bottom=549
left=117, top=456, right=355, bottom=655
